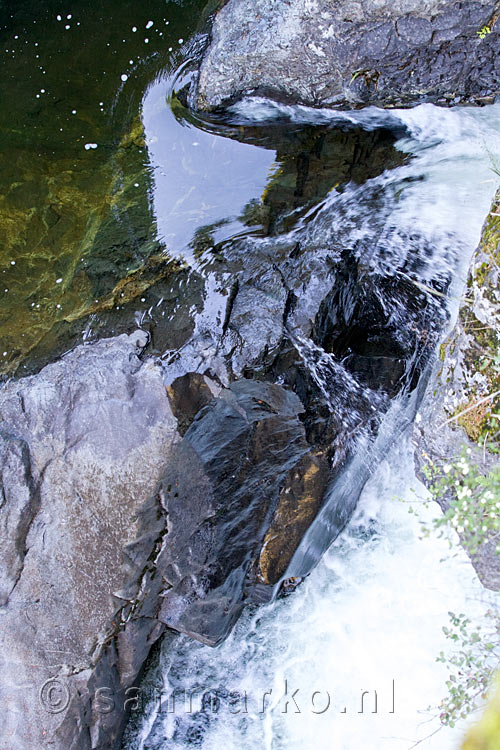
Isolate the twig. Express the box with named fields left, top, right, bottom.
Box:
left=407, top=725, right=443, bottom=750
left=439, top=390, right=500, bottom=428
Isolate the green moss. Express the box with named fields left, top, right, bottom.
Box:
left=449, top=191, right=500, bottom=449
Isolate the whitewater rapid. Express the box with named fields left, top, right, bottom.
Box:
left=123, top=100, right=500, bottom=750
left=125, top=440, right=497, bottom=749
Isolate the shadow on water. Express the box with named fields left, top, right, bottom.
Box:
left=0, top=0, right=407, bottom=377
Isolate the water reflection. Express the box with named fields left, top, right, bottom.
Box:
left=0, top=0, right=209, bottom=375
left=143, top=81, right=276, bottom=257
left=0, top=0, right=404, bottom=378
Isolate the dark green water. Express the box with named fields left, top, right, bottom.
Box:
left=0, top=0, right=213, bottom=373
left=0, top=0, right=402, bottom=377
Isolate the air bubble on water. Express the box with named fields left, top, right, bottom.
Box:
left=56, top=15, right=62, bottom=21
left=132, top=26, right=137, bottom=32
left=84, top=143, right=98, bottom=150
left=56, top=278, right=62, bottom=283
left=146, top=20, right=154, bottom=29
left=144, top=38, right=149, bottom=43
left=121, top=73, right=128, bottom=82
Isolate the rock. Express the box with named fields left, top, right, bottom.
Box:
left=194, top=0, right=499, bottom=111
left=157, top=379, right=324, bottom=644
left=0, top=332, right=178, bottom=749
left=414, top=188, right=500, bottom=590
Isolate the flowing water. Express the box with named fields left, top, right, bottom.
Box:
left=121, top=99, right=500, bottom=748
left=123, top=441, right=497, bottom=750
left=2, top=3, right=500, bottom=749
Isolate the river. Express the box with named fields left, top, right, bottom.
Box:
left=1, top=3, right=500, bottom=749
left=122, top=95, right=500, bottom=748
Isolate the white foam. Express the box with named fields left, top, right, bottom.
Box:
left=128, top=442, right=497, bottom=750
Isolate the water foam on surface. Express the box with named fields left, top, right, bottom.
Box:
left=123, top=100, right=500, bottom=750
left=125, top=440, right=497, bottom=749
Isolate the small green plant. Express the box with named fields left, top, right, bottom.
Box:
left=422, top=450, right=500, bottom=555
left=437, top=610, right=500, bottom=728
left=419, top=450, right=500, bottom=732
left=477, top=26, right=492, bottom=39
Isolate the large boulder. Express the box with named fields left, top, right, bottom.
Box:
left=195, top=0, right=500, bottom=111
left=0, top=332, right=178, bottom=749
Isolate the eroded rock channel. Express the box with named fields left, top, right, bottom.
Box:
left=0, top=2, right=498, bottom=749
left=0, top=109, right=450, bottom=748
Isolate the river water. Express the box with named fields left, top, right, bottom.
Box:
left=2, top=3, right=500, bottom=749
left=123, top=441, right=494, bottom=750
left=121, top=98, right=500, bottom=749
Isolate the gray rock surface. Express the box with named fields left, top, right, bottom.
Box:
left=0, top=332, right=178, bottom=749
left=414, top=188, right=500, bottom=591
left=195, top=0, right=500, bottom=110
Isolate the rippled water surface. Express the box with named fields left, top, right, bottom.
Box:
left=2, top=3, right=500, bottom=750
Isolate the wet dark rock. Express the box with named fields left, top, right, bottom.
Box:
left=156, top=379, right=319, bottom=644
left=255, top=450, right=330, bottom=588
left=195, top=0, right=500, bottom=111
left=166, top=372, right=215, bottom=436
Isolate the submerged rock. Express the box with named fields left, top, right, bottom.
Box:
left=195, top=0, right=500, bottom=111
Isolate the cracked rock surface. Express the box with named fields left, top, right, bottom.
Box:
left=0, top=332, right=178, bottom=749
left=195, top=0, right=500, bottom=110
